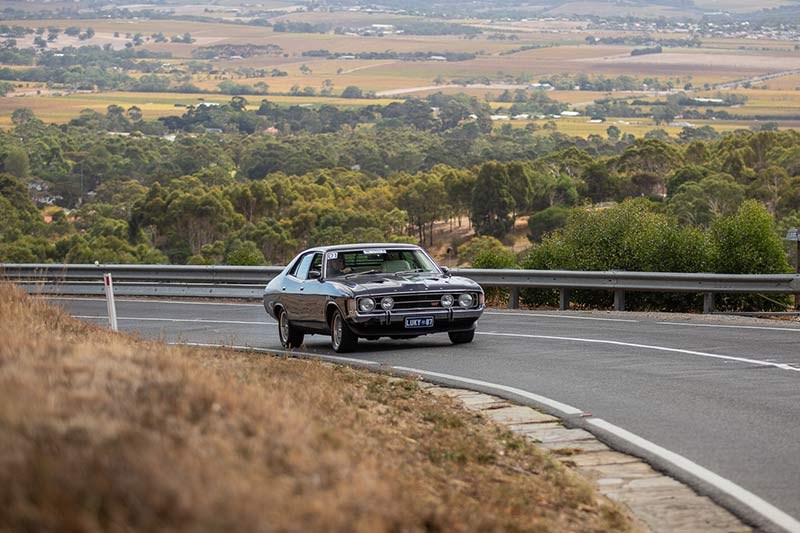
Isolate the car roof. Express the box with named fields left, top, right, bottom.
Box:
left=303, top=243, right=423, bottom=254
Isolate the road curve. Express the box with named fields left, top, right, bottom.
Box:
left=49, top=297, right=800, bottom=533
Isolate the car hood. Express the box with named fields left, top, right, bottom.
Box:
left=332, top=273, right=480, bottom=294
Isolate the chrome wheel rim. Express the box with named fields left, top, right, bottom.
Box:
left=332, top=314, right=343, bottom=348
left=279, top=312, right=289, bottom=344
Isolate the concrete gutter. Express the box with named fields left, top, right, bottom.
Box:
left=420, top=382, right=748, bottom=533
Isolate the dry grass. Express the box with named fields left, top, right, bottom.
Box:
left=0, top=284, right=633, bottom=532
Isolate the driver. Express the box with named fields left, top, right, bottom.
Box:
left=326, top=256, right=351, bottom=277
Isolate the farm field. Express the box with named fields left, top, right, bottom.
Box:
left=3, top=4, right=800, bottom=137
left=762, top=73, right=800, bottom=90
left=503, top=116, right=753, bottom=137
left=0, top=91, right=400, bottom=126
left=692, top=0, right=796, bottom=11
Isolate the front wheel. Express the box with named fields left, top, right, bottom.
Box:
left=448, top=329, right=475, bottom=344
left=278, top=308, right=304, bottom=348
left=331, top=309, right=358, bottom=353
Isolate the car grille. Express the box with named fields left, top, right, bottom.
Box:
left=384, top=293, right=477, bottom=311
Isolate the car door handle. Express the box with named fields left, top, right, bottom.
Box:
left=300, top=287, right=305, bottom=291
left=281, top=287, right=286, bottom=291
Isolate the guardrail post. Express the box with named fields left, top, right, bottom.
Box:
left=559, top=288, right=570, bottom=310
left=613, top=289, right=626, bottom=312
left=508, top=287, right=520, bottom=309
left=703, top=292, right=715, bottom=314
left=103, top=273, right=118, bottom=331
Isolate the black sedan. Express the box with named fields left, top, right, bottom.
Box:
left=263, top=243, right=485, bottom=352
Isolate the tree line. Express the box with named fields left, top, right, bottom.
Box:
left=0, top=106, right=798, bottom=299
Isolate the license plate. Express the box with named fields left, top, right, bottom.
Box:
left=405, top=316, right=434, bottom=328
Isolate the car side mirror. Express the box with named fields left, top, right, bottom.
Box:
left=440, top=266, right=451, bottom=277
left=308, top=270, right=321, bottom=280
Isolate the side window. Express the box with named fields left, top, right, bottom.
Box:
left=290, top=253, right=314, bottom=280
left=309, top=253, right=323, bottom=277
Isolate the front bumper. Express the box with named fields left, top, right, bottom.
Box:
left=346, top=306, right=483, bottom=337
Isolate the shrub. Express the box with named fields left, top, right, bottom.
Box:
left=520, top=200, right=710, bottom=310
left=226, top=240, right=266, bottom=266
left=457, top=236, right=516, bottom=305
left=457, top=236, right=513, bottom=266
left=710, top=200, right=792, bottom=310
left=527, top=206, right=571, bottom=242
left=711, top=200, right=791, bottom=275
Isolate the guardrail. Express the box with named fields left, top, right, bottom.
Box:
left=3, top=263, right=799, bottom=313
left=1, top=263, right=284, bottom=299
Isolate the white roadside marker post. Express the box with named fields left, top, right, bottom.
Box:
left=103, top=272, right=119, bottom=331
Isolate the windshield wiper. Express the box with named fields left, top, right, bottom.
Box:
left=394, top=268, right=426, bottom=275
left=344, top=269, right=381, bottom=278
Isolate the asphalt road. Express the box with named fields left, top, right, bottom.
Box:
left=49, top=297, right=800, bottom=532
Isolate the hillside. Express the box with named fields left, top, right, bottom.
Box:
left=0, top=285, right=632, bottom=532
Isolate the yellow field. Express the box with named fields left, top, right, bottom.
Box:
left=0, top=91, right=400, bottom=126
left=763, top=74, right=800, bottom=91
left=727, top=89, right=800, bottom=107
left=193, top=58, right=436, bottom=93
left=499, top=116, right=758, bottom=138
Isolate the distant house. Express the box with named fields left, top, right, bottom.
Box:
left=428, top=55, right=447, bottom=61
left=490, top=115, right=510, bottom=121
left=512, top=114, right=530, bottom=120
left=690, top=97, right=725, bottom=104
left=204, top=127, right=223, bottom=133
left=561, top=111, right=580, bottom=116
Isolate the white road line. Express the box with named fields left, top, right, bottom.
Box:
left=74, top=315, right=273, bottom=325
left=587, top=418, right=800, bottom=533
left=44, top=296, right=261, bottom=307
left=486, top=311, right=638, bottom=323
left=391, top=365, right=583, bottom=415
left=73, top=314, right=799, bottom=372
left=476, top=331, right=800, bottom=373
left=658, top=321, right=800, bottom=333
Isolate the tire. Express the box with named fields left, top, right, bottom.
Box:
left=448, top=329, right=475, bottom=344
left=278, top=308, right=304, bottom=349
left=331, top=309, right=358, bottom=353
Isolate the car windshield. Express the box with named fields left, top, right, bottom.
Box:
left=325, top=248, right=439, bottom=278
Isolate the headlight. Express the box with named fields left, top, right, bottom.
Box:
left=358, top=297, right=375, bottom=312
left=440, top=294, right=454, bottom=308
left=381, top=296, right=394, bottom=310
left=458, top=293, right=474, bottom=308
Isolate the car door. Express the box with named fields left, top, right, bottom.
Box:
left=282, top=252, right=314, bottom=322
left=297, top=252, right=327, bottom=329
